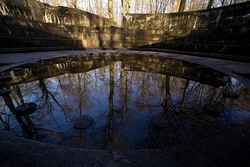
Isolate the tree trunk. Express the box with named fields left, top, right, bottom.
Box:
left=121, top=0, right=131, bottom=27
left=177, top=0, right=186, bottom=12
left=207, top=0, right=215, bottom=9
left=108, top=0, right=114, bottom=22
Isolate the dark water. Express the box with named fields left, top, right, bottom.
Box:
left=0, top=54, right=250, bottom=150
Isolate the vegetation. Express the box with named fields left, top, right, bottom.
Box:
left=36, top=0, right=250, bottom=25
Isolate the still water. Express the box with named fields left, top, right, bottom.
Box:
left=0, top=54, right=250, bottom=150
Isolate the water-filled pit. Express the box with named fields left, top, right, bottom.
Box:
left=0, top=53, right=250, bottom=150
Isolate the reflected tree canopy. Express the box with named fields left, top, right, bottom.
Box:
left=0, top=54, right=250, bottom=149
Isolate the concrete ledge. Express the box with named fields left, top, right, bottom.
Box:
left=1, top=122, right=250, bottom=167
left=130, top=48, right=250, bottom=63
left=0, top=130, right=177, bottom=167
left=0, top=47, right=85, bottom=54
left=0, top=49, right=249, bottom=82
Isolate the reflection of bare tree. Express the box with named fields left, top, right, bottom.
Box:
left=75, top=73, right=88, bottom=143
left=0, top=112, right=10, bottom=130
left=106, top=63, right=115, bottom=147
left=38, top=79, right=66, bottom=127
left=0, top=89, right=34, bottom=137
left=57, top=78, right=71, bottom=113
left=76, top=73, right=89, bottom=117
left=56, top=71, right=94, bottom=125
left=137, top=73, right=148, bottom=111
left=163, top=75, right=172, bottom=112
left=78, top=74, right=83, bottom=117
left=180, top=79, right=189, bottom=109
left=39, top=79, right=63, bottom=109
left=11, top=85, right=25, bottom=106
left=121, top=64, right=128, bottom=115
left=183, top=82, right=224, bottom=114
left=133, top=72, right=158, bottom=110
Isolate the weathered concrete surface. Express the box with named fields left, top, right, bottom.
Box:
left=0, top=0, right=113, bottom=27
left=0, top=0, right=121, bottom=50
left=0, top=130, right=177, bottom=167
left=0, top=15, right=123, bottom=50
left=1, top=121, right=250, bottom=167
left=124, top=2, right=250, bottom=55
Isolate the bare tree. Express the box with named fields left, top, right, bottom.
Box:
left=68, top=0, right=78, bottom=8
left=177, top=0, right=186, bottom=12
left=207, top=0, right=215, bottom=9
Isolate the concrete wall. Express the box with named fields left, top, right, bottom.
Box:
left=0, top=15, right=124, bottom=50
left=123, top=1, right=250, bottom=52
left=0, top=0, right=250, bottom=55
left=0, top=0, right=113, bottom=27
left=0, top=0, right=122, bottom=51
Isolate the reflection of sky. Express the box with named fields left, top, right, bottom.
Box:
left=224, top=107, right=250, bottom=123
left=1, top=59, right=250, bottom=149
left=0, top=62, right=163, bottom=147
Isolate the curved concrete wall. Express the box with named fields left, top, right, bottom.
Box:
left=0, top=0, right=122, bottom=51
left=123, top=1, right=250, bottom=52
left=0, top=0, right=112, bottom=27
left=0, top=0, right=249, bottom=55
